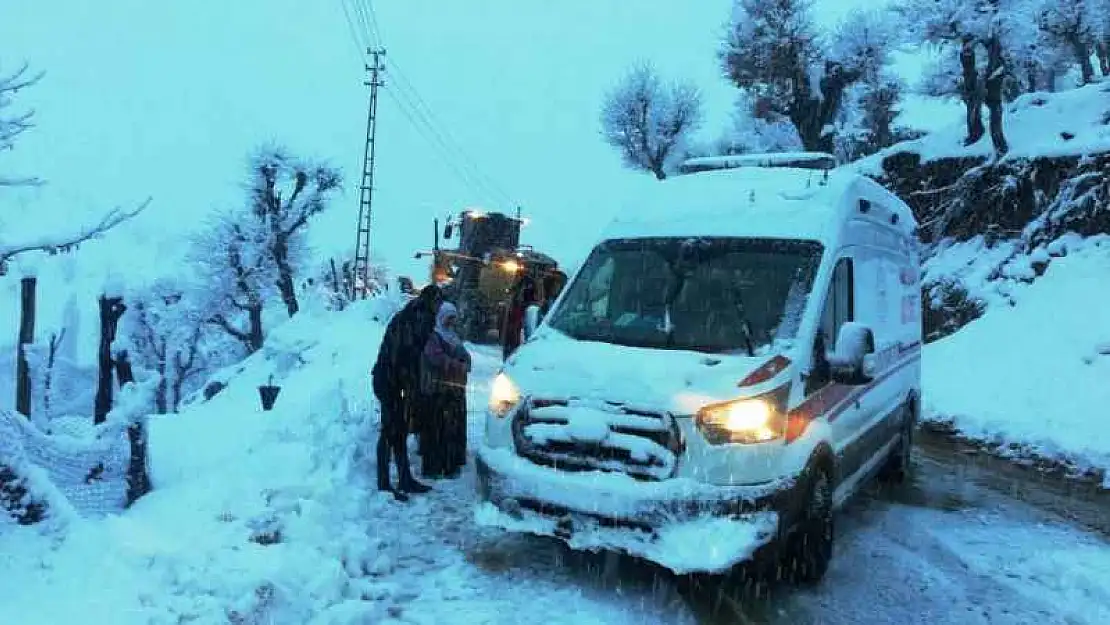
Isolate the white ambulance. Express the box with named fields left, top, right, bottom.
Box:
left=475, top=153, right=922, bottom=584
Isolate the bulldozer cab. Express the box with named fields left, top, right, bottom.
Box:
left=425, top=210, right=563, bottom=343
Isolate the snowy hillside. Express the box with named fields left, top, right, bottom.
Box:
left=0, top=298, right=693, bottom=624
left=857, top=82, right=1110, bottom=486
left=858, top=81, right=1110, bottom=172
left=923, top=235, right=1110, bottom=485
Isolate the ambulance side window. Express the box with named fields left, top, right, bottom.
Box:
left=822, top=258, right=855, bottom=350
left=808, top=257, right=854, bottom=393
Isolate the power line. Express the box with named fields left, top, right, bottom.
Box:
left=384, top=87, right=503, bottom=207
left=388, top=59, right=514, bottom=206
left=363, top=0, right=384, bottom=49
left=337, top=0, right=516, bottom=209
left=348, top=0, right=376, bottom=47
left=339, top=0, right=369, bottom=59
left=389, top=80, right=511, bottom=205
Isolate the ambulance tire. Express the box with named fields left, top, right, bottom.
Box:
left=783, top=463, right=834, bottom=586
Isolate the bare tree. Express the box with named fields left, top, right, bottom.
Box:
left=94, top=295, right=128, bottom=424
left=1094, top=0, right=1110, bottom=75
left=984, top=8, right=1010, bottom=154
left=247, top=147, right=341, bottom=317
left=901, top=0, right=1028, bottom=153
left=601, top=64, right=703, bottom=180
left=834, top=76, right=910, bottom=161
left=127, top=283, right=208, bottom=413
left=720, top=1, right=898, bottom=154
left=1037, top=0, right=1098, bottom=85
left=21, top=328, right=66, bottom=422
left=170, top=325, right=202, bottom=412
left=191, top=211, right=271, bottom=354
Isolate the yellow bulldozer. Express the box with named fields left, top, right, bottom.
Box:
left=415, top=209, right=565, bottom=344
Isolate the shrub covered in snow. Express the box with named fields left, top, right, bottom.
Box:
left=922, top=277, right=988, bottom=342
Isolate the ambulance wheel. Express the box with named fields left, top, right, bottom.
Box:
left=783, top=465, right=833, bottom=585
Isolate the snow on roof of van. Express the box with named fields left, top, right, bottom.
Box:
left=601, top=166, right=892, bottom=243
left=679, top=152, right=838, bottom=174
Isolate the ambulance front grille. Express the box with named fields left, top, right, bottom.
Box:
left=511, top=399, right=683, bottom=481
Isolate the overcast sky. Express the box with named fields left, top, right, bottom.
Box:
left=1, top=0, right=952, bottom=282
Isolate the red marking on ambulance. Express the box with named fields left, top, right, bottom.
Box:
left=738, top=355, right=792, bottom=388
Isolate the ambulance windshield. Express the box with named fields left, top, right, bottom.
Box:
left=546, top=237, right=823, bottom=355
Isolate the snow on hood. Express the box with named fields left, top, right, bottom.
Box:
left=504, top=328, right=779, bottom=415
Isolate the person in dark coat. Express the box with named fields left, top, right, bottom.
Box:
left=419, top=302, right=472, bottom=478
left=371, top=284, right=443, bottom=501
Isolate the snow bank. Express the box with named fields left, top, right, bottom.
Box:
left=0, top=298, right=692, bottom=624
left=856, top=82, right=1110, bottom=175
left=923, top=235, right=1110, bottom=485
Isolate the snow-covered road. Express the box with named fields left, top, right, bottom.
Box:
left=457, top=346, right=1110, bottom=625
left=679, top=452, right=1110, bottom=624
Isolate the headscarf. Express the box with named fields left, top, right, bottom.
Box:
left=435, top=301, right=462, bottom=347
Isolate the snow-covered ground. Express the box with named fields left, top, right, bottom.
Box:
left=856, top=81, right=1110, bottom=173
left=761, top=455, right=1110, bottom=625
left=3, top=297, right=1110, bottom=623
left=922, top=234, right=1110, bottom=486
left=0, top=299, right=691, bottom=625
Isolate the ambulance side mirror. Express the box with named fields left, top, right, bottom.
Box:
left=828, top=322, right=875, bottom=386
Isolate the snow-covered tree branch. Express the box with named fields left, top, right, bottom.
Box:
left=0, top=61, right=44, bottom=188
left=600, top=63, right=704, bottom=180
left=0, top=200, right=150, bottom=265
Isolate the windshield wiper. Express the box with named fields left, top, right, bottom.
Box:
left=728, top=286, right=757, bottom=357
left=661, top=269, right=685, bottom=349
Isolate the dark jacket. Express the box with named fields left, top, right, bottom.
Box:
left=372, top=295, right=439, bottom=399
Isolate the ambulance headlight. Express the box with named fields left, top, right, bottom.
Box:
left=489, top=373, right=522, bottom=418
left=695, top=386, right=789, bottom=445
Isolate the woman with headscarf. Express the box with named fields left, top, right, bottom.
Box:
left=419, top=302, right=472, bottom=478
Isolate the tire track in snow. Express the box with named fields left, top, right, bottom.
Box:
left=678, top=452, right=1108, bottom=624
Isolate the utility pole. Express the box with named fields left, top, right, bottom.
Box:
left=352, top=48, right=386, bottom=299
